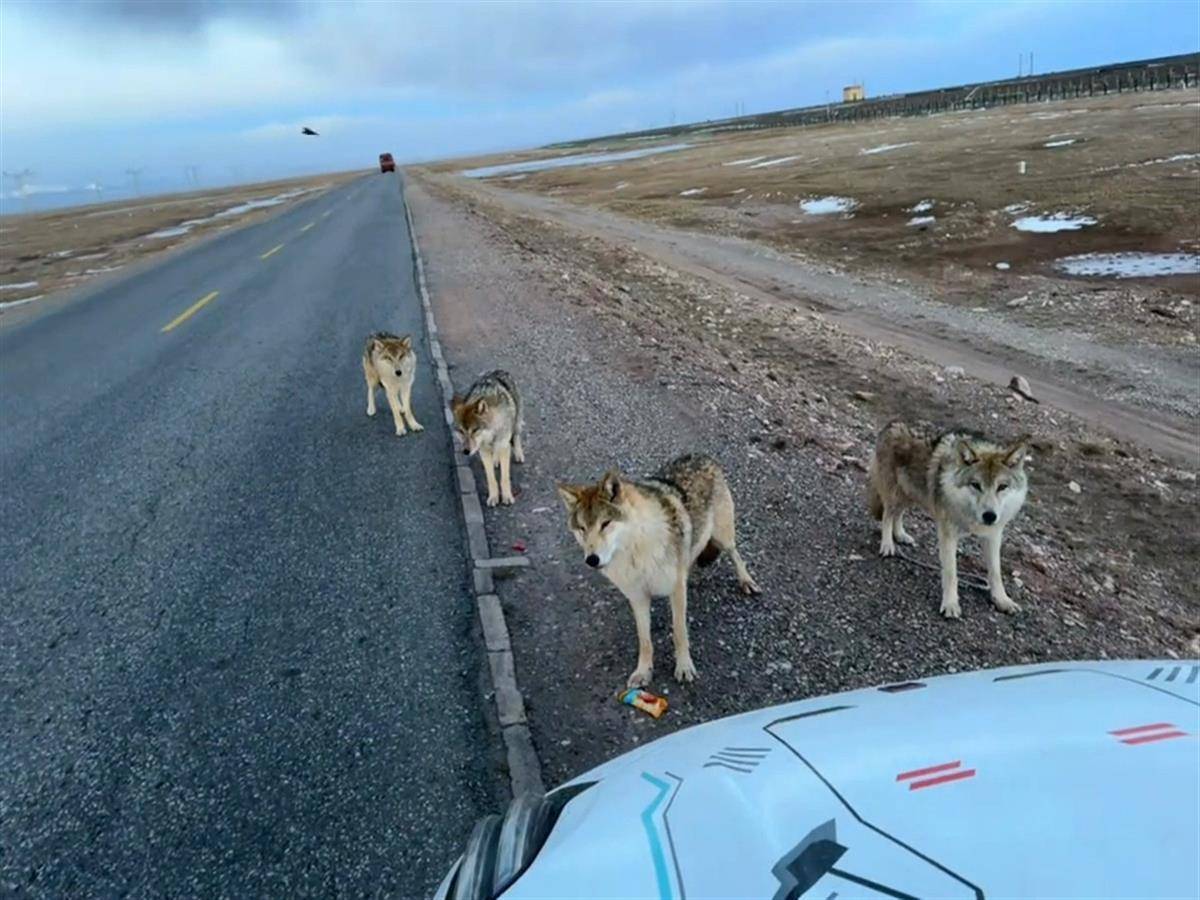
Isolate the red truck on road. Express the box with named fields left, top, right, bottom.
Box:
left=379, top=153, right=395, bottom=174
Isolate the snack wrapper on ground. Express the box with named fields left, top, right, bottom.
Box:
left=616, top=688, right=668, bottom=719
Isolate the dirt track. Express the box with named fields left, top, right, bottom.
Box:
left=406, top=172, right=1199, bottom=787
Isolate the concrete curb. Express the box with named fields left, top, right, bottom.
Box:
left=402, top=180, right=546, bottom=799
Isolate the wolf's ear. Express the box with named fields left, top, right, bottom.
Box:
left=1004, top=434, right=1031, bottom=467
left=600, top=468, right=622, bottom=501
left=474, top=399, right=489, bottom=415
left=557, top=484, right=583, bottom=510
left=398, top=335, right=413, bottom=352
left=956, top=440, right=978, bottom=466
left=450, top=394, right=464, bottom=413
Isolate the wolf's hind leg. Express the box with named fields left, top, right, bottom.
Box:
left=497, top=443, right=515, bottom=506
left=711, top=488, right=760, bottom=594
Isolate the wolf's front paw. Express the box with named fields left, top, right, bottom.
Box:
left=485, top=492, right=500, bottom=508
left=879, top=541, right=897, bottom=558
left=367, top=407, right=376, bottom=417
left=513, top=451, right=525, bottom=464
left=394, top=427, right=407, bottom=437
left=500, top=492, right=515, bottom=506
left=627, top=667, right=653, bottom=689
left=410, top=422, right=425, bottom=433
left=992, top=594, right=1020, bottom=614
left=894, top=531, right=916, bottom=546
left=674, top=657, right=698, bottom=683
left=739, top=576, right=761, bottom=596
left=940, top=597, right=962, bottom=619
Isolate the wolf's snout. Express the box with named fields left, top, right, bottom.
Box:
left=461, top=447, right=471, bottom=456
left=982, top=510, right=998, bottom=525
left=585, top=553, right=600, bottom=568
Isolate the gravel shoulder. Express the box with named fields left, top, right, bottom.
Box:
left=406, top=172, right=1198, bottom=788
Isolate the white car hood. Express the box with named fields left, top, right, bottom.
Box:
left=505, top=660, right=1199, bottom=899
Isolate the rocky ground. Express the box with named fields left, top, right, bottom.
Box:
left=406, top=173, right=1199, bottom=788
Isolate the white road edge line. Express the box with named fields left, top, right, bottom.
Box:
left=401, top=177, right=546, bottom=800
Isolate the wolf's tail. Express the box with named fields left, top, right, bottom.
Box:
left=866, top=455, right=883, bottom=520
left=696, top=540, right=721, bottom=567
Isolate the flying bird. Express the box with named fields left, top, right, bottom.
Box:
left=301, top=126, right=319, bottom=136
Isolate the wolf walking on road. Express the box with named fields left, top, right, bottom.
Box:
left=452, top=370, right=525, bottom=507
left=558, top=453, right=760, bottom=688
left=868, top=421, right=1030, bottom=619
left=362, top=332, right=424, bottom=437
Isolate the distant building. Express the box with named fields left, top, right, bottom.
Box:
left=843, top=84, right=865, bottom=102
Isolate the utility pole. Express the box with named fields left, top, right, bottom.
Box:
left=1029, top=51, right=1033, bottom=75
left=125, top=167, right=145, bottom=196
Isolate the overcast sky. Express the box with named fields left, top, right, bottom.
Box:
left=1, top=0, right=1196, bottom=207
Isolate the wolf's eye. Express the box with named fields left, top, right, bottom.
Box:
left=997, top=483, right=1008, bottom=492
left=600, top=520, right=612, bottom=531
left=970, top=481, right=982, bottom=491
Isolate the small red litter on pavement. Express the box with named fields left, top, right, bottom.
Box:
left=512, top=541, right=526, bottom=553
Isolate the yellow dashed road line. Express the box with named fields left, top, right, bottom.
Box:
left=260, top=243, right=285, bottom=260
left=162, top=291, right=220, bottom=333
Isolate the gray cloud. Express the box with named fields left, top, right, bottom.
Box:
left=25, top=0, right=307, bottom=32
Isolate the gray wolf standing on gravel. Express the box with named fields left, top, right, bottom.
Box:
left=557, top=453, right=760, bottom=688
left=363, top=332, right=424, bottom=437
left=868, top=421, right=1030, bottom=619
left=452, top=370, right=525, bottom=507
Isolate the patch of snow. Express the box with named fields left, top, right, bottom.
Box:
left=995, top=261, right=1011, bottom=270
left=1012, top=213, right=1097, bottom=233
left=145, top=226, right=191, bottom=240
left=907, top=216, right=936, bottom=227
left=749, top=155, right=802, bottom=169
left=731, top=188, right=746, bottom=194
left=142, top=188, right=314, bottom=241
left=723, top=156, right=766, bottom=167
left=1004, top=202, right=1030, bottom=214
left=613, top=182, right=629, bottom=190
left=800, top=196, right=858, bottom=215
left=84, top=266, right=124, bottom=275
left=1134, top=153, right=1200, bottom=167
left=502, top=174, right=528, bottom=181
left=1043, top=139, right=1077, bottom=148
left=1055, top=252, right=1200, bottom=278
left=860, top=142, right=916, bottom=155
left=909, top=199, right=934, bottom=213
left=0, top=281, right=38, bottom=291
left=461, top=143, right=690, bottom=178
left=0, top=295, right=42, bottom=310
left=679, top=187, right=707, bottom=196
left=75, top=252, right=109, bottom=261
left=47, top=249, right=75, bottom=258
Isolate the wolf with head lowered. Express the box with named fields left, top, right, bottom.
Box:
left=558, top=453, right=760, bottom=688
left=452, top=370, right=525, bottom=507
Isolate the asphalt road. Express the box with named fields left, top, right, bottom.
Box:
left=0, top=176, right=501, bottom=897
